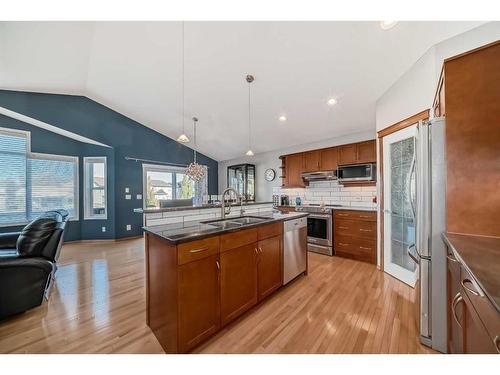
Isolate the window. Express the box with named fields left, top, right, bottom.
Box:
left=0, top=128, right=29, bottom=225
left=27, top=153, right=79, bottom=220
left=143, top=164, right=207, bottom=209
left=84, top=157, right=107, bottom=219
left=0, top=127, right=79, bottom=226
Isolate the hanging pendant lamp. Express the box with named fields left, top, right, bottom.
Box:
left=186, top=117, right=205, bottom=181
left=245, top=74, right=255, bottom=156
left=177, top=21, right=190, bottom=143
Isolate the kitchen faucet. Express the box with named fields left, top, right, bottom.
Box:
left=221, top=187, right=245, bottom=219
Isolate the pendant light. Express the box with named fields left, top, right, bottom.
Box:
left=245, top=74, right=255, bottom=156
left=177, top=21, right=190, bottom=143
left=186, top=117, right=206, bottom=181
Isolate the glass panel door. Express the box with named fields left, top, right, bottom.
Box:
left=383, top=124, right=417, bottom=287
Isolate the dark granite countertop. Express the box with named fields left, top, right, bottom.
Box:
left=143, top=211, right=309, bottom=245
left=443, top=232, right=500, bottom=313
left=134, top=201, right=273, bottom=214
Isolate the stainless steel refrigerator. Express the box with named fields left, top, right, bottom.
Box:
left=407, top=117, right=447, bottom=353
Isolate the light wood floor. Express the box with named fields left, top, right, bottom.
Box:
left=0, top=238, right=434, bottom=354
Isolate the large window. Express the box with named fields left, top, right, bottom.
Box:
left=84, top=157, right=107, bottom=219
left=0, top=127, right=79, bottom=226
left=143, top=164, right=207, bottom=209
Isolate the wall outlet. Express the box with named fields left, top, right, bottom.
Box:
left=126, top=224, right=131, bottom=231
left=136, top=194, right=142, bottom=200
left=125, top=194, right=131, bottom=200
left=125, top=187, right=130, bottom=193
left=101, top=226, right=106, bottom=233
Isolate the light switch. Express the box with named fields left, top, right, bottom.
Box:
left=126, top=224, right=131, bottom=231
left=101, top=226, right=106, bottom=233
left=125, top=194, right=131, bottom=200
left=136, top=194, right=142, bottom=200
left=125, top=187, right=130, bottom=193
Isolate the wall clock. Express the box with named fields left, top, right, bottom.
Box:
left=264, top=168, right=276, bottom=182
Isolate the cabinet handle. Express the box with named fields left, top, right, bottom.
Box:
left=359, top=229, right=372, bottom=232
left=258, top=247, right=263, bottom=253
left=446, top=254, right=459, bottom=263
left=494, top=336, right=500, bottom=354
left=216, top=261, right=220, bottom=270
left=338, top=242, right=348, bottom=246
left=339, top=226, right=349, bottom=229
left=451, top=293, right=464, bottom=329
left=337, top=213, right=348, bottom=217
left=189, top=247, right=208, bottom=253
left=359, top=215, right=372, bottom=219
left=359, top=246, right=372, bottom=250
left=255, top=248, right=259, bottom=255
left=461, top=278, right=484, bottom=297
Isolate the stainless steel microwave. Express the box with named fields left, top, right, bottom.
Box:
left=337, top=163, right=376, bottom=182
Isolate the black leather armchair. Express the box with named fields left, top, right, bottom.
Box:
left=0, top=210, right=68, bottom=319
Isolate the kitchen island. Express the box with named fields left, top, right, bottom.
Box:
left=143, top=211, right=308, bottom=353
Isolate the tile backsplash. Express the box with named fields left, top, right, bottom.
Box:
left=273, top=181, right=377, bottom=208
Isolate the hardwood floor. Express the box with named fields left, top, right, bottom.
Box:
left=0, top=238, right=434, bottom=354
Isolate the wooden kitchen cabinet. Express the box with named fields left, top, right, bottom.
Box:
left=319, top=147, right=338, bottom=171
left=447, top=249, right=464, bottom=354
left=304, top=151, right=320, bottom=172
left=257, top=235, right=282, bottom=300
left=338, top=143, right=357, bottom=165
left=178, top=254, right=220, bottom=352
left=285, top=153, right=305, bottom=188
left=220, top=243, right=259, bottom=326
left=338, top=140, right=376, bottom=165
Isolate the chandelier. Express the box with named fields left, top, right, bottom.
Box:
left=186, top=117, right=205, bottom=181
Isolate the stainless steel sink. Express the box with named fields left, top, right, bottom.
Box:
left=202, top=216, right=271, bottom=228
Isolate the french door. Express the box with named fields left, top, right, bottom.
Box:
left=383, top=124, right=418, bottom=287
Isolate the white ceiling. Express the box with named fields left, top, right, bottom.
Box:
left=0, top=21, right=485, bottom=161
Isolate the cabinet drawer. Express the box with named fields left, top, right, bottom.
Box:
left=460, top=267, right=500, bottom=344
left=334, top=235, right=376, bottom=264
left=335, top=218, right=376, bottom=239
left=334, top=210, right=376, bottom=222
left=220, top=228, right=258, bottom=252
left=177, top=236, right=220, bottom=265
left=258, top=222, right=282, bottom=240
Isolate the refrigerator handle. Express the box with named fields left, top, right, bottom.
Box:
left=407, top=151, right=416, bottom=219
left=407, top=244, right=419, bottom=264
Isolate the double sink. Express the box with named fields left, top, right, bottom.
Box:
left=202, top=216, right=272, bottom=229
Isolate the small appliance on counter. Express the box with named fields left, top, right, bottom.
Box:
left=295, top=197, right=302, bottom=206
left=280, top=195, right=290, bottom=206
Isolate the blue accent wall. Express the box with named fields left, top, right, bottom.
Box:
left=0, top=90, right=218, bottom=240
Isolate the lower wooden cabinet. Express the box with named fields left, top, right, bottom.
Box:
left=220, top=243, right=259, bottom=326
left=257, top=235, right=282, bottom=300
left=178, top=254, right=220, bottom=352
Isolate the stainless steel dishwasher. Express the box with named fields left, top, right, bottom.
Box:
left=283, top=216, right=308, bottom=284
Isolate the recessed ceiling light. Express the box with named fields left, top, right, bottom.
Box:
left=380, top=21, right=398, bottom=30
left=327, top=98, right=337, bottom=106
left=279, top=115, right=287, bottom=122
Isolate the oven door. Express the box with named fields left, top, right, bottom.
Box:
left=307, top=214, right=332, bottom=247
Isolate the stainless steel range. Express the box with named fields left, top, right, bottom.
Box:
left=295, top=204, right=338, bottom=256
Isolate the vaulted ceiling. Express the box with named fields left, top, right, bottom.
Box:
left=0, top=21, right=484, bottom=161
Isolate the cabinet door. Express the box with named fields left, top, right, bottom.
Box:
left=447, top=252, right=464, bottom=353
left=178, top=254, right=220, bottom=352
left=220, top=243, right=258, bottom=326
left=286, top=153, right=305, bottom=187
left=304, top=151, right=320, bottom=172
left=338, top=144, right=357, bottom=165
left=463, top=295, right=497, bottom=353
left=319, top=147, right=338, bottom=171
left=356, top=140, right=376, bottom=163
left=257, top=235, right=282, bottom=301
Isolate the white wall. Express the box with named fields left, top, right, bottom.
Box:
left=218, top=130, right=375, bottom=201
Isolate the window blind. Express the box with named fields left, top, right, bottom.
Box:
left=0, top=129, right=27, bottom=225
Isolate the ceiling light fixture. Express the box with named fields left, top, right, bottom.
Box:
left=176, top=21, right=190, bottom=144
left=245, top=74, right=255, bottom=157
left=185, top=117, right=206, bottom=181
left=380, top=21, right=398, bottom=30
left=279, top=115, right=287, bottom=122
left=327, top=97, right=338, bottom=106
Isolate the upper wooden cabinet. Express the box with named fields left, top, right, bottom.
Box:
left=319, top=147, right=338, bottom=171
left=338, top=140, right=376, bottom=165
left=285, top=153, right=305, bottom=188
left=303, top=150, right=320, bottom=172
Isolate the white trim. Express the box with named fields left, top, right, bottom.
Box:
left=83, top=156, right=108, bottom=220
left=0, top=106, right=112, bottom=148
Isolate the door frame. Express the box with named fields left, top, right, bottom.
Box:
left=376, top=109, right=429, bottom=273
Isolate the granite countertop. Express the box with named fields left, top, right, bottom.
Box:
left=443, top=232, right=500, bottom=313
left=143, top=211, right=308, bottom=245
left=278, top=205, right=377, bottom=212
left=135, top=201, right=273, bottom=214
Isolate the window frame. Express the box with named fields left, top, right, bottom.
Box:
left=28, top=152, right=79, bottom=222
left=83, top=156, right=107, bottom=220
left=142, top=163, right=206, bottom=209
